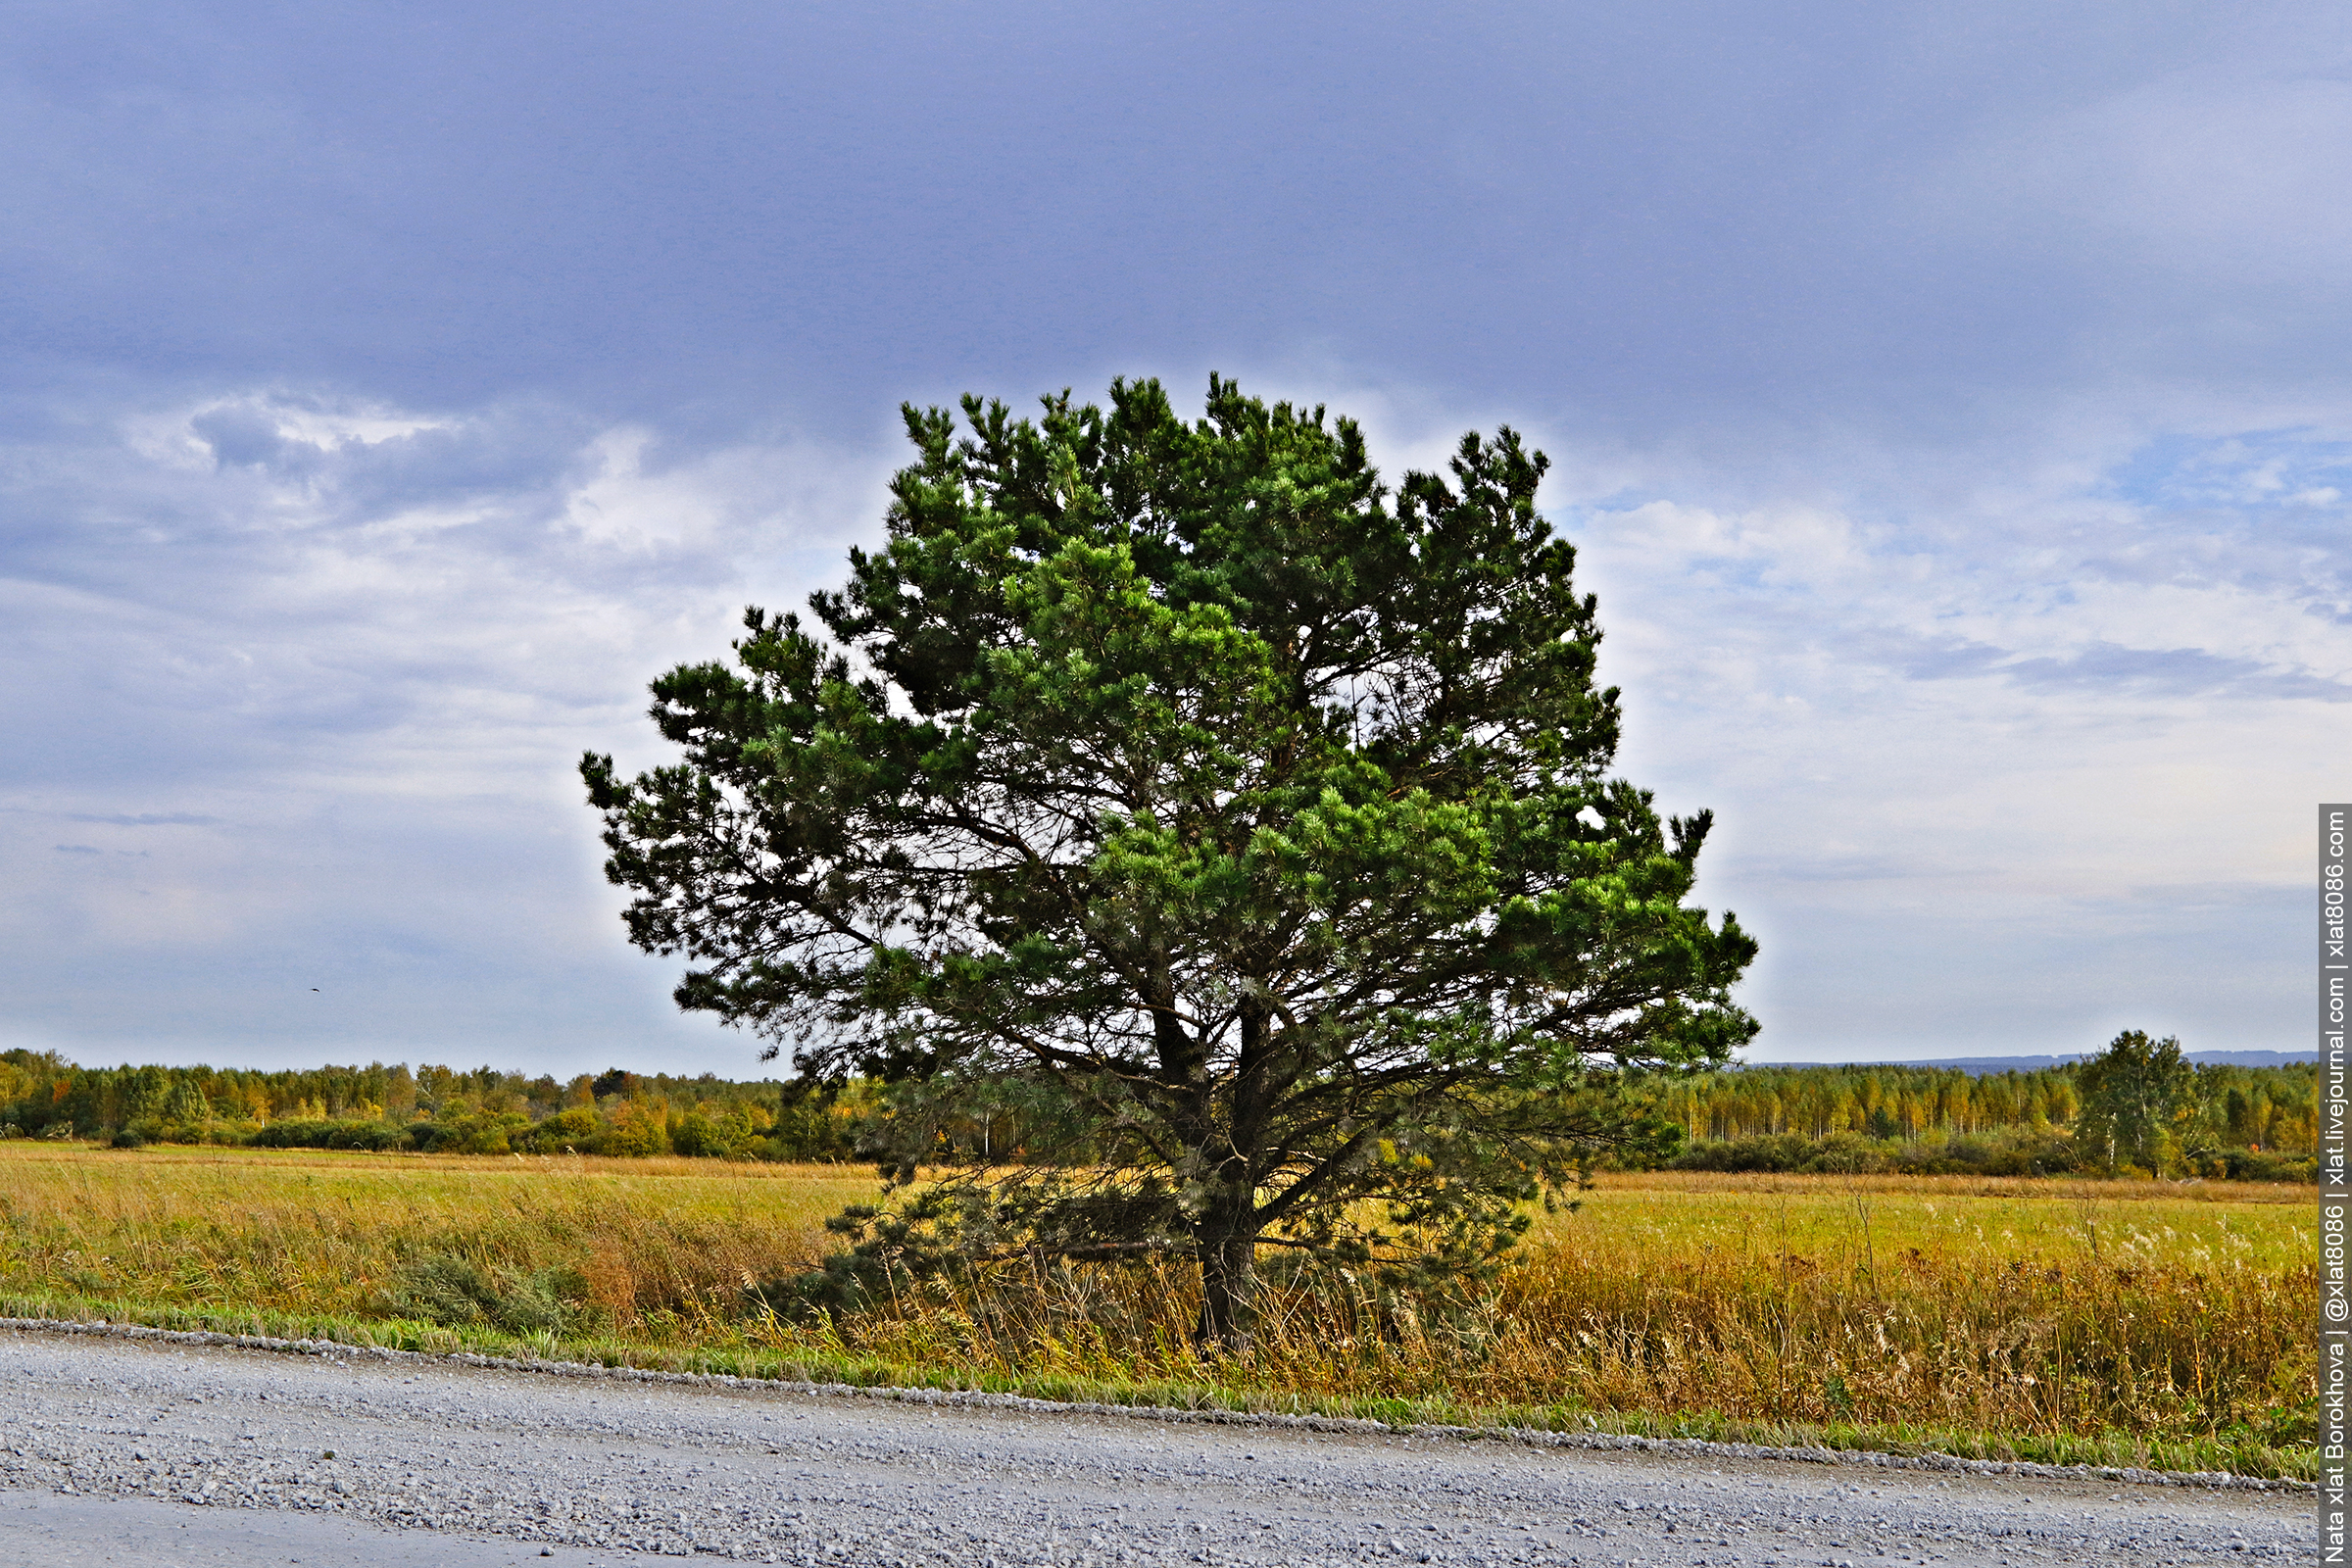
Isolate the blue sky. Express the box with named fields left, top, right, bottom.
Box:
left=3, top=2, right=2346, bottom=1073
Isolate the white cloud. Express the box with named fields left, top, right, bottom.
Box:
left=1539, top=422, right=2352, bottom=1059
left=0, top=389, right=903, bottom=1070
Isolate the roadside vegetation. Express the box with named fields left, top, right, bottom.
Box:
left=0, top=1141, right=2313, bottom=1480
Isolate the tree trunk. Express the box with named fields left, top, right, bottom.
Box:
left=1196, top=1219, right=1258, bottom=1357
left=1196, top=994, right=1274, bottom=1356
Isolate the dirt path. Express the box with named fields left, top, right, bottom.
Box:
left=0, top=1324, right=2310, bottom=1566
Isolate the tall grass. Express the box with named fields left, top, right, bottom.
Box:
left=0, top=1145, right=862, bottom=1329
left=0, top=1147, right=2312, bottom=1478
left=760, top=1174, right=2309, bottom=1471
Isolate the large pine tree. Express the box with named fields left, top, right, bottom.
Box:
left=583, top=377, right=1756, bottom=1348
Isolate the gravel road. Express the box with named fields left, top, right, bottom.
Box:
left=0, top=1323, right=2311, bottom=1567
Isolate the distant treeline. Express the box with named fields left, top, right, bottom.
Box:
left=0, top=1048, right=2319, bottom=1180
left=1645, top=1058, right=2316, bottom=1181
left=0, top=1052, right=868, bottom=1161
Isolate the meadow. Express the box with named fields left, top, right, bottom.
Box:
left=0, top=1143, right=2312, bottom=1479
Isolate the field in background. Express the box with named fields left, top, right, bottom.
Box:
left=0, top=1145, right=2313, bottom=1479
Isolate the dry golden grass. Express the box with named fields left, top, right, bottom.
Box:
left=808, top=1170, right=2309, bottom=1459
left=0, top=1146, right=2313, bottom=1477
left=1553, top=1169, right=2309, bottom=1269
left=1490, top=1172, right=2308, bottom=1441
left=0, top=1143, right=869, bottom=1328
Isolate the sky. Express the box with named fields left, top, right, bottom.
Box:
left=3, top=2, right=2346, bottom=1075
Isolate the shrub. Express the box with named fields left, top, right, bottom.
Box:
left=384, top=1251, right=590, bottom=1335
left=247, top=1119, right=425, bottom=1152
left=2222, top=1149, right=2318, bottom=1184
left=513, top=1107, right=600, bottom=1154
left=596, top=1102, right=672, bottom=1158
left=1671, top=1127, right=2085, bottom=1178
left=410, top=1113, right=526, bottom=1154
left=1671, top=1132, right=1891, bottom=1175
left=494, top=1265, right=591, bottom=1335
left=390, top=1252, right=503, bottom=1324
left=1891, top=1128, right=2081, bottom=1177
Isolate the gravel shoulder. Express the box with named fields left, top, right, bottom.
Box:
left=0, top=1322, right=2312, bottom=1566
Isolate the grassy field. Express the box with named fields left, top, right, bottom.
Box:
left=0, top=1144, right=2314, bottom=1479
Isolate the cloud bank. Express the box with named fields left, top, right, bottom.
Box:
left=1, top=3, right=2345, bottom=1069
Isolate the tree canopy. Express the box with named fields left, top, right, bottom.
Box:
left=2075, top=1029, right=2202, bottom=1174
left=582, top=377, right=1756, bottom=1348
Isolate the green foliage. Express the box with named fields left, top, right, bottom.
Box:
left=512, top=1107, right=602, bottom=1152
left=747, top=1191, right=960, bottom=1325
left=2220, top=1148, right=2318, bottom=1183
left=0, top=1048, right=863, bottom=1162
left=1670, top=1126, right=2082, bottom=1176
left=671, top=1103, right=768, bottom=1158
left=163, top=1079, right=211, bottom=1126
left=760, top=1081, right=874, bottom=1162
left=2075, top=1030, right=2200, bottom=1175
left=413, top=1112, right=531, bottom=1154
left=387, top=1252, right=589, bottom=1335
left=245, top=1120, right=418, bottom=1152
left=1649, top=1054, right=2317, bottom=1178
left=1672, top=1130, right=1886, bottom=1175
left=1650, top=1062, right=2084, bottom=1144
left=586, top=377, right=1756, bottom=1348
